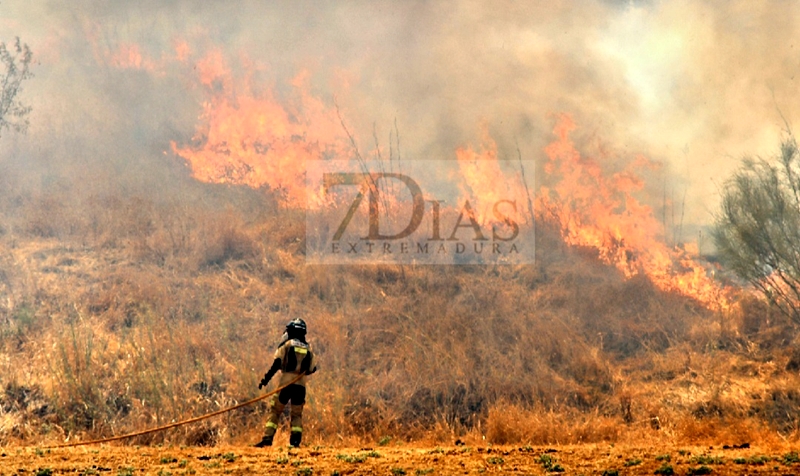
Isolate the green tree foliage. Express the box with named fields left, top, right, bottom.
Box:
left=0, top=36, right=33, bottom=138
left=714, top=136, right=800, bottom=321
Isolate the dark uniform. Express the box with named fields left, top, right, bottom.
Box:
left=255, top=319, right=317, bottom=448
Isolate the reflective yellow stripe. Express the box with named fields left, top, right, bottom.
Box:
left=266, top=422, right=278, bottom=429
left=291, top=426, right=303, bottom=433
left=294, top=347, right=308, bottom=355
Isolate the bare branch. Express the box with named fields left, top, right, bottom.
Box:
left=0, top=36, right=33, bottom=138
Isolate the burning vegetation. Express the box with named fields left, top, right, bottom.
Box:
left=171, top=53, right=729, bottom=309
left=1, top=3, right=800, bottom=454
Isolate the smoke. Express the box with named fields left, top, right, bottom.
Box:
left=0, top=0, right=798, bottom=233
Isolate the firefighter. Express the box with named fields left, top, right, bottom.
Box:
left=254, top=318, right=317, bottom=448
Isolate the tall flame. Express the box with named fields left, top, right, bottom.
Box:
left=538, top=114, right=730, bottom=311
left=97, top=40, right=732, bottom=308
left=456, top=125, right=534, bottom=227
left=170, top=52, right=349, bottom=207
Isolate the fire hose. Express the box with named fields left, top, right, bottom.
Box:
left=44, top=373, right=304, bottom=449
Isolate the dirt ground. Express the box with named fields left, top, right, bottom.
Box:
left=1, top=443, right=799, bottom=475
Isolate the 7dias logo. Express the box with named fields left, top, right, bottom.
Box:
left=306, top=160, right=535, bottom=265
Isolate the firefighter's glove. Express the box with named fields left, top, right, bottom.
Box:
left=258, top=374, right=271, bottom=389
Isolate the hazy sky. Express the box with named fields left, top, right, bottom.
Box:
left=1, top=1, right=798, bottom=232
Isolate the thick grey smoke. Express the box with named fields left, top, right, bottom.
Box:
left=0, top=0, right=798, bottom=239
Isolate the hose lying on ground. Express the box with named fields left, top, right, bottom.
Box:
left=44, top=373, right=304, bottom=449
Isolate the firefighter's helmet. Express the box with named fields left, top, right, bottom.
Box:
left=286, top=318, right=307, bottom=335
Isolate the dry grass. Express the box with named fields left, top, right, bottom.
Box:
left=0, top=180, right=798, bottom=449
left=483, top=402, right=624, bottom=445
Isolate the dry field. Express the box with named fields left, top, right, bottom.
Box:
left=3, top=198, right=800, bottom=453
left=3, top=132, right=800, bottom=466
left=4, top=443, right=800, bottom=475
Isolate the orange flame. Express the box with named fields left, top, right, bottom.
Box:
left=455, top=125, right=533, bottom=227
left=538, top=114, right=730, bottom=311
left=97, top=39, right=732, bottom=305
left=170, top=52, right=349, bottom=207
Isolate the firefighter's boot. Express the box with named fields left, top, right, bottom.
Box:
left=289, top=431, right=302, bottom=448
left=254, top=434, right=273, bottom=448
